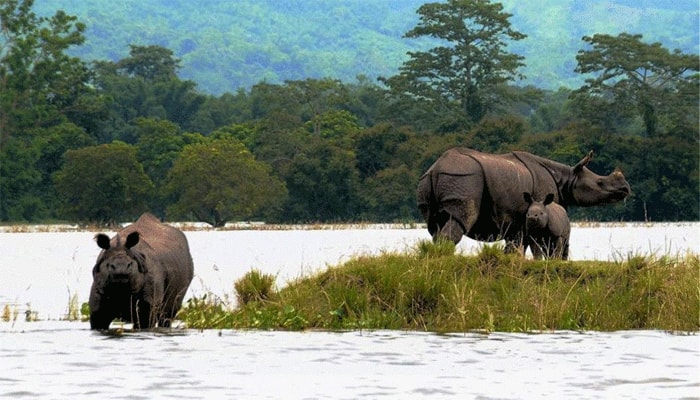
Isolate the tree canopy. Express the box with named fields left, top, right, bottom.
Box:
left=573, top=32, right=699, bottom=137
left=1, top=1, right=698, bottom=225
left=380, top=0, right=526, bottom=128
left=54, top=142, right=153, bottom=224
left=166, top=136, right=287, bottom=227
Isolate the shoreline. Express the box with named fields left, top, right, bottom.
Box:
left=1, top=221, right=698, bottom=233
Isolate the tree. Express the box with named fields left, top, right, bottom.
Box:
left=355, top=123, right=413, bottom=179
left=54, top=142, right=153, bottom=224
left=573, top=33, right=699, bottom=137
left=116, top=44, right=180, bottom=82
left=0, top=0, right=92, bottom=221
left=286, top=78, right=349, bottom=135
left=90, top=45, right=205, bottom=142
left=358, top=165, right=418, bottom=222
left=467, top=115, right=527, bottom=153
left=0, top=0, right=87, bottom=144
left=166, top=137, right=287, bottom=227
left=281, top=135, right=360, bottom=222
left=380, top=0, right=526, bottom=127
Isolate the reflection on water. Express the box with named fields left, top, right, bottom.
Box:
left=1, top=322, right=698, bottom=399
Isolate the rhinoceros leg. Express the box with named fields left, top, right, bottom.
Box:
left=432, top=173, right=483, bottom=245
left=436, top=213, right=465, bottom=244
left=132, top=298, right=153, bottom=329
left=89, top=311, right=113, bottom=330
left=553, top=237, right=569, bottom=260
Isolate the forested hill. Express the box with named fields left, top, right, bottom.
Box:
left=36, top=0, right=699, bottom=95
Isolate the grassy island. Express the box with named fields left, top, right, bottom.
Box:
left=178, top=241, right=699, bottom=333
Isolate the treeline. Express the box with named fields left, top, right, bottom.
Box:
left=1, top=0, right=698, bottom=226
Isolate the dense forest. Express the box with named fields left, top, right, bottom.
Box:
left=32, top=0, right=699, bottom=94
left=1, top=0, right=698, bottom=226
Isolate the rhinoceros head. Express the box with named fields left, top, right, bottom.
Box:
left=93, top=231, right=147, bottom=292
left=569, top=151, right=631, bottom=206
left=524, top=192, right=554, bottom=230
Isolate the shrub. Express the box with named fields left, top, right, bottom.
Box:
left=234, top=269, right=277, bottom=305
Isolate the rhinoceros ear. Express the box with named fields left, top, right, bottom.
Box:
left=574, top=150, right=594, bottom=172
left=125, top=231, right=140, bottom=249
left=95, top=234, right=111, bottom=250
left=543, top=193, right=555, bottom=205
left=523, top=192, right=533, bottom=204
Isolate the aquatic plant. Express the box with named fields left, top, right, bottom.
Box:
left=65, top=292, right=81, bottom=321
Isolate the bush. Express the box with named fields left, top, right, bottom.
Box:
left=234, top=269, right=276, bottom=305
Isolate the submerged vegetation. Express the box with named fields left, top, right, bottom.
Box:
left=178, top=242, right=699, bottom=333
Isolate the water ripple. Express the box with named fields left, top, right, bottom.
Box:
left=0, top=325, right=697, bottom=399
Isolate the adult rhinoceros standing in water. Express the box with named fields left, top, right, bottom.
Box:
left=89, top=213, right=194, bottom=329
left=417, top=148, right=630, bottom=251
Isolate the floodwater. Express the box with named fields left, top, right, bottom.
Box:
left=0, top=323, right=697, bottom=399
left=0, top=222, right=697, bottom=319
left=0, top=223, right=698, bottom=399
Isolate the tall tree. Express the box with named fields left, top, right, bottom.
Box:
left=281, top=134, right=360, bottom=222
left=90, top=45, right=205, bottom=142
left=573, top=33, right=699, bottom=137
left=116, top=44, right=180, bottom=82
left=381, top=0, right=526, bottom=127
left=286, top=78, right=349, bottom=135
left=0, top=0, right=91, bottom=221
left=54, top=142, right=153, bottom=224
left=166, top=136, right=287, bottom=227
left=0, top=0, right=87, bottom=144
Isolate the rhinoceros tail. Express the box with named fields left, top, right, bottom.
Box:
left=417, top=170, right=440, bottom=236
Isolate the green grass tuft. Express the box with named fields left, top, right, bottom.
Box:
left=234, top=269, right=277, bottom=305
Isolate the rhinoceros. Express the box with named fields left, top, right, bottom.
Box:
left=417, top=148, right=630, bottom=250
left=524, top=192, right=570, bottom=260
left=89, top=213, right=194, bottom=329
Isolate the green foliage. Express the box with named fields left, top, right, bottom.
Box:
left=468, top=115, right=527, bottom=153
left=358, top=165, right=418, bottom=222
left=416, top=239, right=456, bottom=259
left=54, top=142, right=153, bottom=224
left=0, top=0, right=93, bottom=221
left=166, top=136, right=287, bottom=226
left=234, top=270, right=277, bottom=305
left=90, top=45, right=206, bottom=142
left=1, top=1, right=698, bottom=223
left=382, top=0, right=526, bottom=126
left=181, top=250, right=700, bottom=332
left=281, top=135, right=360, bottom=222
left=572, top=33, right=699, bottom=137
left=177, top=295, right=236, bottom=330
left=80, top=302, right=90, bottom=321
left=29, top=0, right=698, bottom=95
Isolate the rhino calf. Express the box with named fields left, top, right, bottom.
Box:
left=524, top=192, right=570, bottom=260
left=89, top=213, right=194, bottom=329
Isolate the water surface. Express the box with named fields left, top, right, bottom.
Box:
left=0, top=322, right=697, bottom=399
left=1, top=224, right=698, bottom=399
left=1, top=223, right=697, bottom=320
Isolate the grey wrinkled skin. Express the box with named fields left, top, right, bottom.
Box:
left=89, top=213, right=194, bottom=330
left=524, top=192, right=570, bottom=259
left=417, top=148, right=630, bottom=252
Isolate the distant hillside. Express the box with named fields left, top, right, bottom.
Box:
left=36, top=0, right=699, bottom=95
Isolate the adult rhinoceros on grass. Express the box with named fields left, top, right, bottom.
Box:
left=417, top=148, right=630, bottom=251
